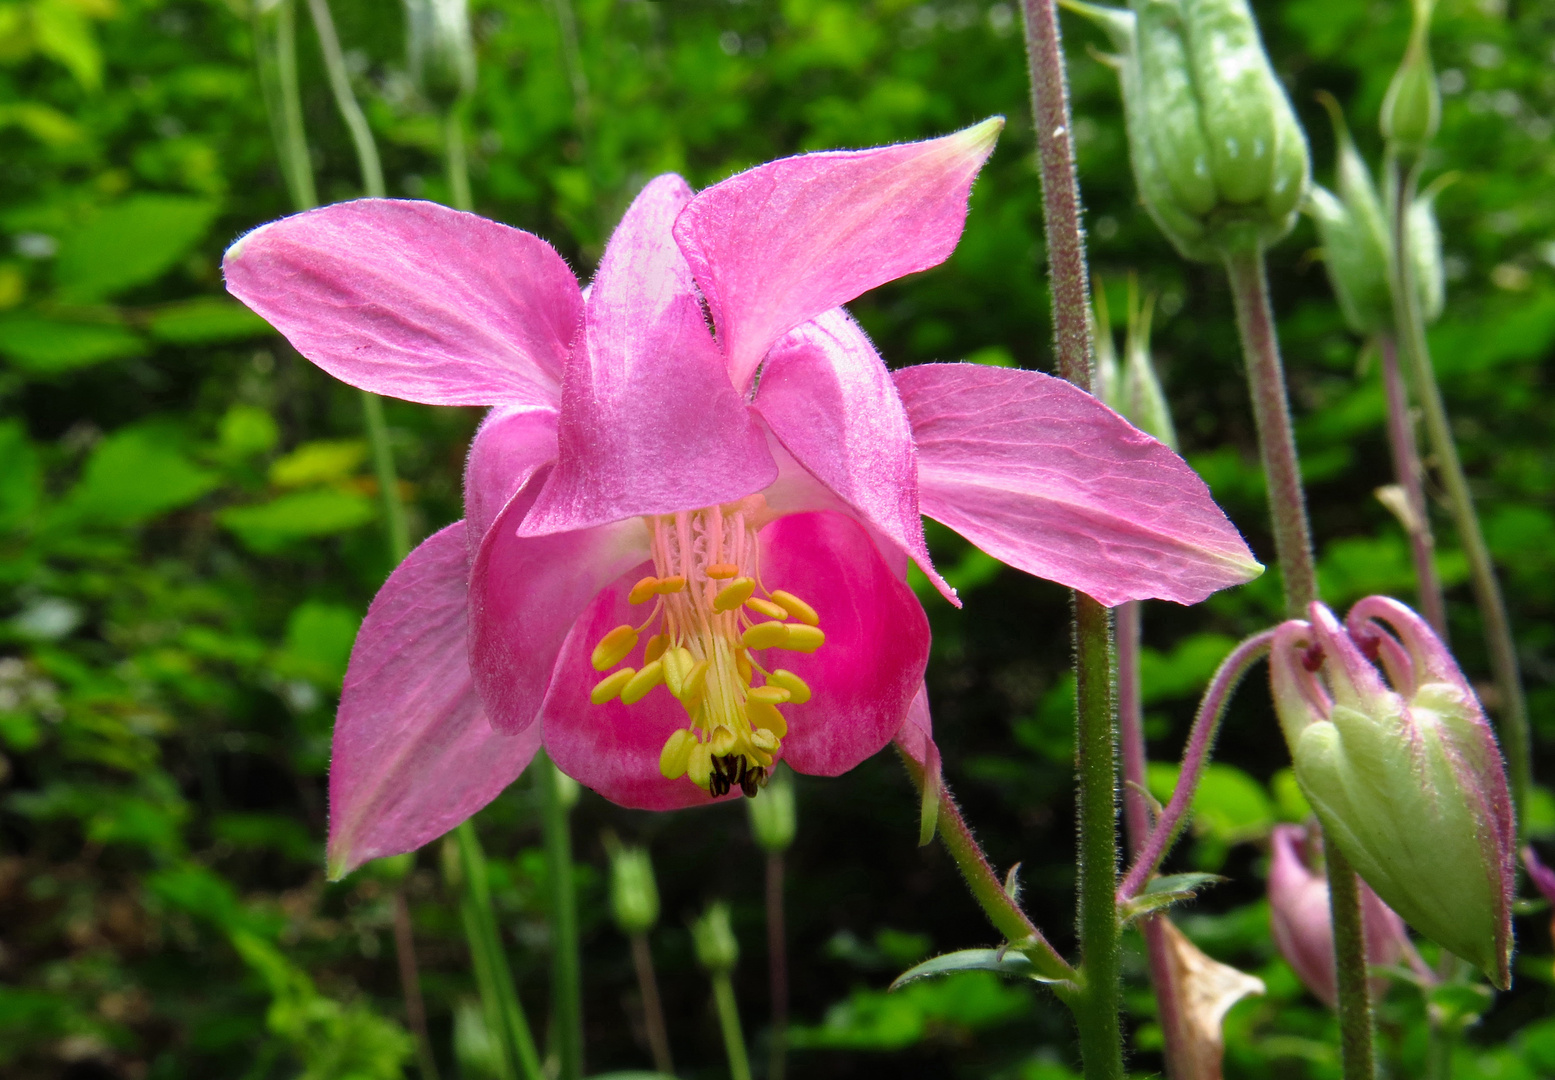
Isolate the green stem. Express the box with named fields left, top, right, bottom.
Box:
left=630, top=933, right=674, bottom=1076
left=360, top=390, right=410, bottom=562
left=393, top=889, right=442, bottom=1080
left=1377, top=332, right=1448, bottom=637
left=252, top=0, right=317, bottom=210
left=712, top=973, right=753, bottom=1080
left=539, top=754, right=583, bottom=1080
left=1389, top=160, right=1530, bottom=834
left=1326, top=844, right=1377, bottom=1080
left=303, top=0, right=386, bottom=197
left=1223, top=246, right=1318, bottom=616
left=765, top=852, right=787, bottom=1080
left=444, top=103, right=473, bottom=213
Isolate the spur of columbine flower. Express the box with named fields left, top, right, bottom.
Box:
left=224, top=119, right=1262, bottom=878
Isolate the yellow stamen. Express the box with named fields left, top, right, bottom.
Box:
left=620, top=660, right=665, bottom=705
left=628, top=576, right=661, bottom=605
left=660, top=728, right=696, bottom=779
left=662, top=646, right=693, bottom=697
left=713, top=577, right=756, bottom=612
left=750, top=729, right=779, bottom=752
left=710, top=725, right=737, bottom=756
left=655, top=575, right=687, bottom=594
left=767, top=669, right=811, bottom=705
left=591, top=624, right=639, bottom=671
left=748, top=685, right=791, bottom=706
left=644, top=633, right=669, bottom=663
left=770, top=590, right=818, bottom=626
left=747, top=700, right=787, bottom=737
left=590, top=667, right=636, bottom=705
left=741, top=621, right=790, bottom=650
left=682, top=659, right=710, bottom=701
left=735, top=649, right=752, bottom=685
left=687, top=742, right=713, bottom=789
left=706, top=562, right=740, bottom=580
left=780, top=625, right=825, bottom=653
left=745, top=596, right=788, bottom=620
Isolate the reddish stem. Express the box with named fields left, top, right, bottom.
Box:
left=1378, top=333, right=1447, bottom=637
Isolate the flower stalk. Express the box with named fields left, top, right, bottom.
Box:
left=694, top=903, right=752, bottom=1080
left=1377, top=333, right=1447, bottom=636
left=539, top=754, right=584, bottom=1080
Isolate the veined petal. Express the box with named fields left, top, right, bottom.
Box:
left=328, top=522, right=540, bottom=879
left=463, top=405, right=558, bottom=551
left=224, top=200, right=581, bottom=408
left=754, top=308, right=955, bottom=604
left=759, top=511, right=929, bottom=777
left=520, top=175, right=775, bottom=536
left=674, top=118, right=1002, bottom=394
left=894, top=364, right=1262, bottom=607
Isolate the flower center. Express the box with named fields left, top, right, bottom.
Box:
left=586, top=495, right=824, bottom=798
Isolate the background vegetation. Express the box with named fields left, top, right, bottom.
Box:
left=3, top=0, right=1555, bottom=1076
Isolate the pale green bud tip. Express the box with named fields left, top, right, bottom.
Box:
left=692, top=902, right=739, bottom=973
left=608, top=844, right=661, bottom=934
left=956, top=116, right=1005, bottom=154
left=1380, top=0, right=1440, bottom=153
left=1269, top=597, right=1515, bottom=988
left=746, top=766, right=797, bottom=853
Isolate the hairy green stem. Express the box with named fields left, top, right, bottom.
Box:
left=712, top=973, right=753, bottom=1080
left=539, top=754, right=583, bottom=1080
left=1377, top=332, right=1447, bottom=637
left=1326, top=844, right=1376, bottom=1080
left=1389, top=160, right=1529, bottom=833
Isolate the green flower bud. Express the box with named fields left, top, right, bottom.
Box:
left=403, top=0, right=476, bottom=110
left=1408, top=180, right=1448, bottom=324
left=1067, top=0, right=1310, bottom=261
left=691, top=901, right=739, bottom=974
left=606, top=841, right=661, bottom=935
left=1270, top=597, right=1514, bottom=987
left=746, top=764, right=796, bottom=853
left=1307, top=95, right=1391, bottom=335
left=1091, top=284, right=1123, bottom=410
left=1380, top=0, right=1440, bottom=157
left=1120, top=289, right=1177, bottom=450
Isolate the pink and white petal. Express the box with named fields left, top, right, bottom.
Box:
left=757, top=511, right=929, bottom=776
left=224, top=200, right=581, bottom=408
left=754, top=309, right=954, bottom=604
left=520, top=175, right=775, bottom=536
left=463, top=405, right=558, bottom=552
left=674, top=119, right=1003, bottom=394
left=328, top=522, right=540, bottom=879
left=469, top=494, right=650, bottom=735
left=541, top=573, right=745, bottom=811
left=894, top=364, right=1263, bottom=608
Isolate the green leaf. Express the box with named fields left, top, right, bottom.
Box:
left=1121, top=872, right=1227, bottom=921
left=145, top=297, right=270, bottom=344
left=890, top=948, right=1048, bottom=989
left=275, top=600, right=361, bottom=687
left=217, top=404, right=280, bottom=460
left=0, top=420, right=41, bottom=531
left=217, top=488, right=377, bottom=553
left=268, top=440, right=369, bottom=488
left=0, top=313, right=146, bottom=372
left=65, top=424, right=219, bottom=525
left=53, top=194, right=220, bottom=301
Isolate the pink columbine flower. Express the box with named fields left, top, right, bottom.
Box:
left=223, top=120, right=1262, bottom=878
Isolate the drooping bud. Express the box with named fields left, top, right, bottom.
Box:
left=1065, top=0, right=1310, bottom=261
left=403, top=0, right=476, bottom=110
left=606, top=838, right=661, bottom=935
left=1267, top=824, right=1413, bottom=1008
left=1380, top=0, right=1440, bottom=158
left=1269, top=597, right=1515, bottom=987
left=691, top=901, right=739, bottom=974
left=746, top=764, right=796, bottom=854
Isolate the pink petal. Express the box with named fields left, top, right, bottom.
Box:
left=519, top=176, right=775, bottom=536
left=893, top=683, right=936, bottom=769
left=468, top=491, right=649, bottom=735
left=328, top=522, right=540, bottom=878
left=223, top=200, right=581, bottom=408
left=463, top=405, right=558, bottom=551
left=754, top=308, right=954, bottom=603
left=759, top=511, right=928, bottom=776
left=894, top=363, right=1263, bottom=607
left=674, top=118, right=1003, bottom=394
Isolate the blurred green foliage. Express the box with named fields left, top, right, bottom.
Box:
left=3, top=0, right=1555, bottom=1077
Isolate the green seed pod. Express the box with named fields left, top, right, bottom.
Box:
left=745, top=764, right=796, bottom=853
left=607, top=842, right=661, bottom=935
left=691, top=901, right=739, bottom=974
left=1381, top=0, right=1440, bottom=158
left=403, top=0, right=476, bottom=110
left=1066, top=0, right=1310, bottom=261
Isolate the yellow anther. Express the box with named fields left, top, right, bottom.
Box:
left=590, top=624, right=639, bottom=671
left=660, top=728, right=696, bottom=779
left=706, top=562, right=740, bottom=580
left=747, top=700, right=787, bottom=737
left=655, top=575, right=687, bottom=594
left=780, top=625, right=825, bottom=654
left=770, top=591, right=818, bottom=626
left=709, top=725, right=737, bottom=756
left=745, top=597, right=788, bottom=620
left=682, top=660, right=709, bottom=701
left=748, top=685, right=791, bottom=706
left=644, top=633, right=669, bottom=663
left=750, top=729, right=779, bottom=752
left=735, top=649, right=752, bottom=685
left=712, top=577, right=757, bottom=613
left=767, top=669, right=811, bottom=705
left=628, top=576, right=661, bottom=605
left=741, top=621, right=790, bottom=651
left=750, top=746, right=774, bottom=768
left=590, top=667, right=636, bottom=705
left=687, top=741, right=713, bottom=790
left=662, top=647, right=694, bottom=697
left=620, top=660, right=665, bottom=705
